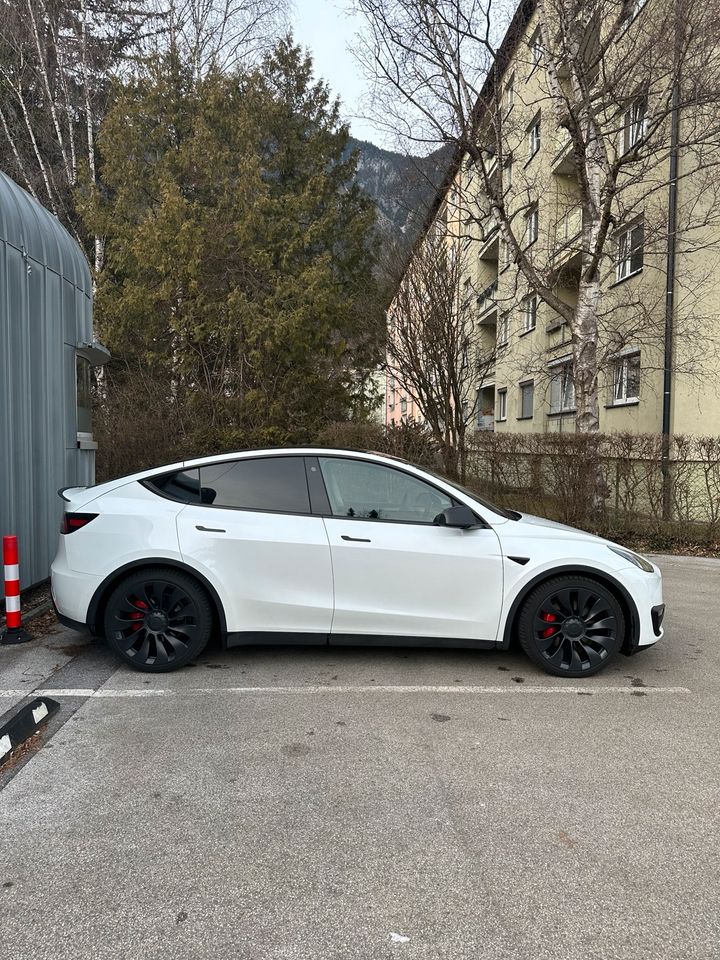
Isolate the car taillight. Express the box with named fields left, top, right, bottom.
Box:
left=60, top=513, right=98, bottom=534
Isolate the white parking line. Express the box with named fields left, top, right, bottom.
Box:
left=0, top=684, right=692, bottom=698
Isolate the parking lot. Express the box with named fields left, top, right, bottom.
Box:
left=0, top=553, right=718, bottom=960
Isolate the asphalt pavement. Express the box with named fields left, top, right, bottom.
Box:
left=0, top=554, right=718, bottom=960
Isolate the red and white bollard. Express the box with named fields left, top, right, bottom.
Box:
left=1, top=536, right=31, bottom=645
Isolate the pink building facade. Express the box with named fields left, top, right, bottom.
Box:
left=385, top=374, right=421, bottom=426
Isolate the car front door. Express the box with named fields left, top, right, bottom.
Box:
left=315, top=456, right=504, bottom=644
left=175, top=456, right=333, bottom=639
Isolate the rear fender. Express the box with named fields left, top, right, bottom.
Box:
left=86, top=558, right=228, bottom=642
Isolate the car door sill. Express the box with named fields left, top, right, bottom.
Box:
left=226, top=631, right=328, bottom=647
left=225, top=631, right=495, bottom=650
left=331, top=634, right=495, bottom=649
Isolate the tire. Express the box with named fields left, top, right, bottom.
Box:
left=103, top=567, right=213, bottom=672
left=517, top=575, right=625, bottom=678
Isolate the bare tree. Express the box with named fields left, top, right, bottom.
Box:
left=0, top=0, right=287, bottom=276
left=386, top=225, right=498, bottom=481
left=354, top=0, right=720, bottom=441
left=0, top=0, right=161, bottom=272
left=144, top=0, right=287, bottom=79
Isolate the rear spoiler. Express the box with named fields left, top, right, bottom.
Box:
left=58, top=486, right=87, bottom=502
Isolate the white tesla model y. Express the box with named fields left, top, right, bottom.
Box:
left=51, top=448, right=665, bottom=676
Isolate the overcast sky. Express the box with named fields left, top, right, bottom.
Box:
left=292, top=0, right=384, bottom=146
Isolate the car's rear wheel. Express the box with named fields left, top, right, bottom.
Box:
left=103, top=567, right=212, bottom=672
left=517, top=576, right=625, bottom=677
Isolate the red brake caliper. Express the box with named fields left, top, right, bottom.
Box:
left=130, top=598, right=147, bottom=632
left=540, top=611, right=557, bottom=638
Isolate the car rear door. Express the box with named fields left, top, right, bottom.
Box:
left=174, top=456, right=333, bottom=638
left=313, top=455, right=504, bottom=643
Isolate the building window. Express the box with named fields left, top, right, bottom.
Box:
left=525, top=204, right=539, bottom=246
left=497, top=388, right=507, bottom=421
left=612, top=352, right=641, bottom=404
left=76, top=355, right=92, bottom=435
left=530, top=28, right=542, bottom=68
left=498, top=312, right=509, bottom=346
left=622, top=100, right=647, bottom=153
left=528, top=116, right=541, bottom=159
left=400, top=397, right=408, bottom=415
left=549, top=360, right=576, bottom=414
left=616, top=220, right=644, bottom=281
left=522, top=294, right=537, bottom=332
left=504, top=75, right=515, bottom=114
left=519, top=382, right=534, bottom=419
left=504, top=159, right=513, bottom=190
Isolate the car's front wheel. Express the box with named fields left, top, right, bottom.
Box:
left=103, top=567, right=213, bottom=672
left=517, top=576, right=625, bottom=677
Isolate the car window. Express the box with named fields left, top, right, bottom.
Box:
left=419, top=466, right=519, bottom=520
left=318, top=457, right=453, bottom=524
left=199, top=457, right=310, bottom=514
left=147, top=469, right=201, bottom=503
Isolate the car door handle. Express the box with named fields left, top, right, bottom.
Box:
left=196, top=525, right=226, bottom=533
left=341, top=534, right=371, bottom=543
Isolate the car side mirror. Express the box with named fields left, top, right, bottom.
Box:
left=434, top=504, right=481, bottom=529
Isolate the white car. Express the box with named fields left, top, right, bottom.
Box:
left=51, top=448, right=665, bottom=676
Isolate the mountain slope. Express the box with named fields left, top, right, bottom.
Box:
left=346, top=137, right=452, bottom=244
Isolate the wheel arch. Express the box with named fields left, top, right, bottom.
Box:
left=500, top=565, right=639, bottom=655
left=87, top=559, right=228, bottom=642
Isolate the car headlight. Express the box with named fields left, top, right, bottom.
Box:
left=607, top=545, right=655, bottom=573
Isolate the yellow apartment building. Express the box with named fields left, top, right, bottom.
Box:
left=386, top=0, right=720, bottom=437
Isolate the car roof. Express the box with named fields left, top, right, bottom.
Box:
left=73, top=446, right=510, bottom=523
left=180, top=447, right=410, bottom=468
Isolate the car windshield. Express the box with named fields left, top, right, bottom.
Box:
left=418, top=467, right=520, bottom=521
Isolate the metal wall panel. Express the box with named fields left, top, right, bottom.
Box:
left=0, top=172, right=99, bottom=594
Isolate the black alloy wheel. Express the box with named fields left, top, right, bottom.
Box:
left=518, top=576, right=625, bottom=677
left=103, top=567, right=212, bottom=672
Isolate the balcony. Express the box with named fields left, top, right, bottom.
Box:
left=477, top=413, right=495, bottom=432
left=476, top=323, right=497, bottom=357
left=549, top=207, right=584, bottom=279
left=477, top=279, right=499, bottom=322
left=556, top=206, right=583, bottom=246
left=555, top=14, right=599, bottom=80
left=551, top=130, right=576, bottom=176
left=478, top=225, right=500, bottom=261
left=476, top=384, right=495, bottom=432
left=546, top=305, right=569, bottom=337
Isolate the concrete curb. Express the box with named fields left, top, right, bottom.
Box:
left=23, top=599, right=53, bottom=623
left=0, top=696, right=60, bottom=764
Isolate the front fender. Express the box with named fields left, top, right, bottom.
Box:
left=498, top=561, right=641, bottom=654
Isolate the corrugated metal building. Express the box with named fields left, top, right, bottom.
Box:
left=0, top=171, right=108, bottom=592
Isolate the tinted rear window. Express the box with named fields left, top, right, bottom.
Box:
left=199, top=457, right=310, bottom=513
left=147, top=469, right=201, bottom=502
